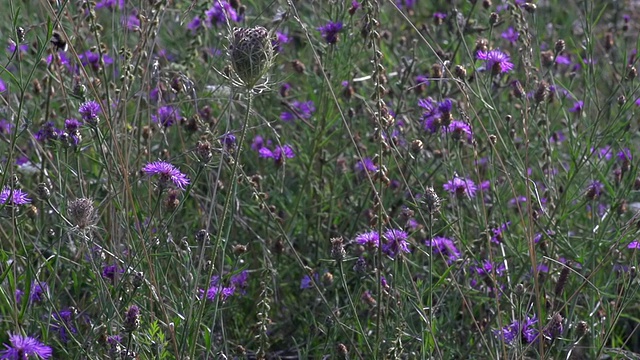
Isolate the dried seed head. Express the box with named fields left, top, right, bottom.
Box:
left=489, top=12, right=499, bottom=25
left=196, top=140, right=212, bottom=164
left=575, top=321, right=588, bottom=338
left=36, top=183, right=51, bottom=200
left=423, top=187, right=441, bottom=214
left=554, top=39, right=565, bottom=54
left=229, top=26, right=275, bottom=89
left=534, top=81, right=548, bottom=103
left=410, top=139, right=424, bottom=153
left=618, top=95, right=627, bottom=106
left=330, top=237, right=346, bottom=260
left=68, top=198, right=96, bottom=229
left=541, top=50, right=554, bottom=67
left=123, top=305, right=140, bottom=333
left=475, top=38, right=489, bottom=53
left=454, top=64, right=467, bottom=79
left=512, top=80, right=525, bottom=99
left=627, top=65, right=637, bottom=80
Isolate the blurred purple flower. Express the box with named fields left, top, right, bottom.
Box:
left=273, top=31, right=291, bottom=53
left=618, top=148, right=632, bottom=162
left=281, top=100, right=315, bottom=122
left=187, top=16, right=202, bottom=34
left=51, top=308, right=77, bottom=343
left=556, top=54, right=571, bottom=65
left=472, top=260, right=506, bottom=277
left=355, top=157, right=377, bottom=173
left=95, top=0, right=123, bottom=10
left=152, top=106, right=180, bottom=128
left=258, top=145, right=295, bottom=164
left=64, top=118, right=82, bottom=132
left=0, top=334, right=52, bottom=359
left=251, top=135, right=266, bottom=151
left=477, top=49, right=514, bottom=74
left=79, top=50, right=114, bottom=71
left=425, top=236, right=460, bottom=264
left=221, top=132, right=236, bottom=148
left=300, top=273, right=319, bottom=289
left=0, top=187, right=31, bottom=205
left=122, top=13, right=141, bottom=31
left=585, top=180, right=605, bottom=199
left=433, top=12, right=447, bottom=21
left=102, top=264, right=122, bottom=281
left=317, top=21, right=343, bottom=44
left=396, top=0, right=415, bottom=8
left=142, top=161, right=190, bottom=190
left=629, top=241, right=640, bottom=249
left=491, top=222, right=511, bottom=244
left=0, top=119, right=13, bottom=134
left=443, top=177, right=477, bottom=198
left=7, top=42, right=28, bottom=53
left=446, top=120, right=473, bottom=142
left=501, top=27, right=519, bottom=44
left=0, top=79, right=6, bottom=92
left=569, top=100, right=584, bottom=113
left=205, top=1, right=240, bottom=27
left=35, top=121, right=62, bottom=142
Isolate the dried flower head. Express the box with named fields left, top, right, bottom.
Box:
left=423, top=187, right=441, bottom=214
left=123, top=305, right=140, bottom=333
left=68, top=198, right=97, bottom=229
left=229, top=26, right=275, bottom=89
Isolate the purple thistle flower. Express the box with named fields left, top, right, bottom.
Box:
left=64, top=118, right=82, bottom=132
left=0, top=334, right=52, bottom=359
left=425, top=236, right=461, bottom=264
left=618, top=148, right=632, bottom=162
left=446, top=120, right=473, bottom=142
left=221, top=132, right=236, bottom=148
left=495, top=316, right=539, bottom=344
left=0, top=119, right=12, bottom=134
left=585, top=180, right=605, bottom=200
left=355, top=230, right=380, bottom=248
left=142, top=161, right=190, bottom=190
left=433, top=12, right=447, bottom=21
left=34, top=121, right=63, bottom=142
left=79, top=101, right=101, bottom=124
left=230, top=270, right=249, bottom=289
left=501, top=27, right=519, bottom=44
left=122, top=13, right=141, bottom=31
left=281, top=100, right=316, bottom=122
left=95, top=0, right=123, bottom=10
left=205, top=1, right=240, bottom=27
left=396, top=0, right=415, bottom=8
left=355, top=157, right=377, bottom=173
left=477, top=49, right=515, bottom=74
left=152, top=106, right=180, bottom=128
left=251, top=135, right=265, bottom=151
left=102, top=264, right=122, bottom=282
left=258, top=145, right=295, bottom=164
left=300, top=273, right=319, bottom=289
left=0, top=187, right=31, bottom=206
left=628, top=241, right=640, bottom=249
left=472, top=259, right=507, bottom=277
left=382, top=229, right=410, bottom=258
left=0, top=79, right=5, bottom=93
left=51, top=308, right=77, bottom=344
left=79, top=50, right=114, bottom=71
left=123, top=305, right=140, bottom=333
left=273, top=31, right=291, bottom=53
left=443, top=177, right=477, bottom=198
left=317, top=21, right=343, bottom=44
left=569, top=100, right=584, bottom=113
left=491, top=222, right=511, bottom=243
left=187, top=16, right=202, bottom=34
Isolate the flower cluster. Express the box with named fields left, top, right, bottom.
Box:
left=201, top=271, right=249, bottom=301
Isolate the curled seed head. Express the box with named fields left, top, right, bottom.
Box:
left=229, top=26, right=275, bottom=89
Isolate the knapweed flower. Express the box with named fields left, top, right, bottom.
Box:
left=152, top=106, right=180, bottom=128
left=51, top=308, right=77, bottom=344
left=569, top=100, right=584, bottom=113
left=317, top=21, right=343, bottom=44
left=78, top=50, right=114, bottom=71
left=585, top=180, right=605, bottom=200
left=355, top=157, right=377, bottom=173
left=443, top=177, right=477, bottom=198
left=425, top=236, right=461, bottom=264
left=0, top=119, right=12, bottom=135
left=491, top=222, right=511, bottom=243
left=34, top=121, right=62, bottom=142
left=628, top=240, right=640, bottom=249
left=205, top=1, right=240, bottom=27
left=273, top=31, right=291, bottom=53
left=142, top=161, right=190, bottom=190
left=258, top=145, right=295, bottom=165
left=446, top=120, right=473, bottom=142
left=354, top=230, right=379, bottom=248
left=494, top=316, right=539, bottom=344
left=280, top=100, right=315, bottom=122
left=0, top=334, right=52, bottom=359
left=477, top=49, right=514, bottom=74
left=472, top=260, right=507, bottom=277
left=95, top=0, right=124, bottom=10
left=123, top=305, right=140, bottom=333
left=501, top=27, right=519, bottom=44
left=79, top=101, right=101, bottom=124
left=382, top=229, right=410, bottom=258
left=0, top=187, right=31, bottom=205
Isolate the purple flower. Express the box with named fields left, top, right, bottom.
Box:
left=618, top=148, right=632, bottom=162
left=273, top=31, right=291, bottom=53
left=142, top=161, right=190, bottom=190
left=396, top=0, right=415, bottom=8
left=425, top=236, right=460, bottom=264
left=382, top=229, right=410, bottom=258
left=628, top=241, right=640, bottom=249
left=205, top=1, right=240, bottom=27
left=34, top=121, right=62, bottom=142
left=0, top=119, right=12, bottom=134
left=477, top=49, right=515, bottom=74
left=355, top=157, right=377, bottom=173
left=152, top=106, right=180, bottom=128
left=472, top=260, right=506, bottom=277
left=443, top=177, right=477, bottom=198
left=317, top=21, right=343, bottom=44
left=415, top=75, right=430, bottom=88
left=258, top=145, right=296, bottom=164
left=64, top=118, right=82, bottom=132
left=491, top=222, right=511, bottom=243
left=251, top=135, right=265, bottom=151
left=446, top=120, right=473, bottom=142
left=0, top=334, right=52, bottom=359
left=569, top=100, right=584, bottom=113
left=494, top=316, right=539, bottom=344
left=230, top=271, right=249, bottom=289
left=122, top=13, right=141, bottom=31
left=433, top=12, right=447, bottom=21
left=501, top=27, right=519, bottom=45
left=221, top=132, right=236, bottom=148
left=355, top=230, right=380, bottom=248
left=95, top=0, right=123, bottom=10
left=7, top=42, right=28, bottom=54
left=79, top=101, right=101, bottom=124
left=300, top=273, right=319, bottom=289
left=79, top=50, right=114, bottom=71
left=102, top=264, right=122, bottom=281
left=281, top=100, right=316, bottom=122
left=555, top=54, right=571, bottom=65
left=585, top=180, right=605, bottom=200
left=51, top=308, right=77, bottom=343
left=0, top=79, right=6, bottom=92
left=187, top=16, right=202, bottom=34
left=0, top=187, right=31, bottom=205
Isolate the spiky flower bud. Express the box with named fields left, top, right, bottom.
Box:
left=489, top=12, right=499, bottom=26
left=36, top=183, right=51, bottom=200
left=229, top=26, right=275, bottom=89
